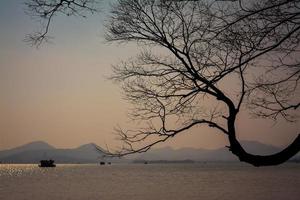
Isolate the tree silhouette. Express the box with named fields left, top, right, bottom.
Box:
left=25, top=0, right=99, bottom=46
left=26, top=0, right=300, bottom=166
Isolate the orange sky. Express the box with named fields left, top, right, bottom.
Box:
left=0, top=0, right=299, bottom=151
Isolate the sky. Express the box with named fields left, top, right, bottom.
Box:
left=0, top=0, right=299, bottom=151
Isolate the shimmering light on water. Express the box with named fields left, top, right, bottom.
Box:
left=0, top=163, right=299, bottom=200
left=0, top=164, right=36, bottom=177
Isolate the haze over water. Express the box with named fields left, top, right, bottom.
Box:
left=0, top=163, right=299, bottom=200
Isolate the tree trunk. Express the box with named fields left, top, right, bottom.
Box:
left=226, top=106, right=300, bottom=166
left=224, top=100, right=300, bottom=166
left=228, top=134, right=300, bottom=166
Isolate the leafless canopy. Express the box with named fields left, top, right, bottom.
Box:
left=25, top=0, right=100, bottom=46
left=105, top=0, right=300, bottom=166
left=25, top=0, right=300, bottom=166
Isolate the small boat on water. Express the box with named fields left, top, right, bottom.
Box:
left=39, top=160, right=56, bottom=167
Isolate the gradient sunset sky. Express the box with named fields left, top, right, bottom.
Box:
left=0, top=0, right=299, bottom=150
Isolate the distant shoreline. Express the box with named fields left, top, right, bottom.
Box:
left=1, top=160, right=299, bottom=165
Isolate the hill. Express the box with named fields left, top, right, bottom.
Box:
left=136, top=140, right=300, bottom=162
left=0, top=142, right=108, bottom=164
left=1, top=140, right=299, bottom=164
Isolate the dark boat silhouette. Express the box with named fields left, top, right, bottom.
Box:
left=39, top=160, right=56, bottom=167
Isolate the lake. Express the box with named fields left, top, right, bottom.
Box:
left=0, top=163, right=299, bottom=200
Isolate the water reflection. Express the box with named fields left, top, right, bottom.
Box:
left=0, top=164, right=299, bottom=200
left=0, top=164, right=38, bottom=177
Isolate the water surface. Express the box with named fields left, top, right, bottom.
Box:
left=0, top=163, right=299, bottom=200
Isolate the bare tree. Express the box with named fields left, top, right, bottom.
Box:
left=233, top=0, right=300, bottom=122
left=25, top=0, right=300, bottom=166
left=104, top=0, right=300, bottom=166
left=25, top=0, right=100, bottom=46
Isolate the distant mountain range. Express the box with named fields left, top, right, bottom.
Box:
left=0, top=141, right=299, bottom=164
left=135, top=140, right=300, bottom=162
left=0, top=141, right=109, bottom=164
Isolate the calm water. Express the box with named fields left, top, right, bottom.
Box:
left=0, top=163, right=299, bottom=200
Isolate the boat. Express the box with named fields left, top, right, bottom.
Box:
left=39, top=160, right=56, bottom=167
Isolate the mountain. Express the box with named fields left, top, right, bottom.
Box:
left=0, top=142, right=110, bottom=164
left=136, top=140, right=300, bottom=162
left=1, top=140, right=299, bottom=164
left=0, top=141, right=55, bottom=159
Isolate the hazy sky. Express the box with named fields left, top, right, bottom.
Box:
left=0, top=0, right=299, bottom=151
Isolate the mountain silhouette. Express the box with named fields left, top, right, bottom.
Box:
left=0, top=141, right=54, bottom=159
left=1, top=140, right=299, bottom=164
left=136, top=140, right=300, bottom=162
left=0, top=142, right=106, bottom=164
